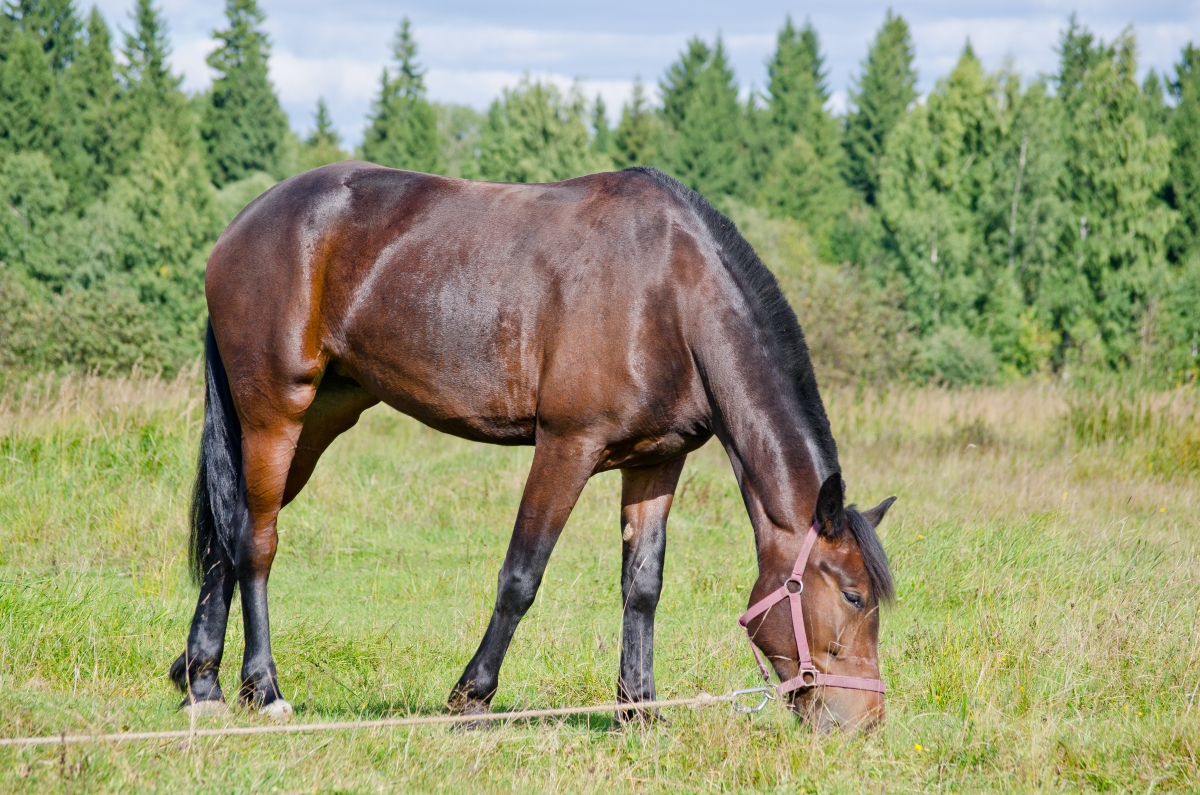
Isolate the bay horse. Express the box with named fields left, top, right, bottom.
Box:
left=171, top=164, right=896, bottom=731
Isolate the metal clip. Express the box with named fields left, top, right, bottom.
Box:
left=731, top=686, right=774, bottom=714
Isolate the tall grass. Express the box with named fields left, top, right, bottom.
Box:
left=0, top=374, right=1197, bottom=792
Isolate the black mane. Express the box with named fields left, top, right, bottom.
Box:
left=624, top=166, right=840, bottom=477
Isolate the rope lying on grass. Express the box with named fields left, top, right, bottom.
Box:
left=0, top=692, right=747, bottom=748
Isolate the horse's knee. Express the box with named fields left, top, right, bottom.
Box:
left=496, top=568, right=539, bottom=616
left=622, top=547, right=664, bottom=614
left=623, top=570, right=662, bottom=614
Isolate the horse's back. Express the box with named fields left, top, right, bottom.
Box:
left=206, top=164, right=716, bottom=456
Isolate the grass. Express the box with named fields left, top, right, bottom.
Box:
left=0, top=372, right=1198, bottom=793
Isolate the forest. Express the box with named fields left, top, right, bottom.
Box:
left=1, top=0, right=1198, bottom=386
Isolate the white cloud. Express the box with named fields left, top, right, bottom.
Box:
left=87, top=1, right=1200, bottom=147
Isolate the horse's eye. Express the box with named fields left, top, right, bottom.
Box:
left=842, top=591, right=864, bottom=610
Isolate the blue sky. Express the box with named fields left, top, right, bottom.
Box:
left=90, top=1, right=1200, bottom=146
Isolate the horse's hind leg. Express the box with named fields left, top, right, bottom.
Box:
left=237, top=375, right=378, bottom=718
left=449, top=434, right=601, bottom=714
left=234, top=415, right=307, bottom=719
left=617, top=456, right=685, bottom=720
left=171, top=542, right=236, bottom=713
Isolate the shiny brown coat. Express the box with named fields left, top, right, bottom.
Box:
left=171, top=163, right=895, bottom=730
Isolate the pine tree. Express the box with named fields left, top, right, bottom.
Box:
left=612, top=77, right=663, bottom=168
left=200, top=0, right=289, bottom=186
left=361, top=18, right=440, bottom=173
left=116, top=0, right=191, bottom=170
left=471, top=77, right=610, bottom=183
left=843, top=10, right=917, bottom=205
left=660, top=36, right=746, bottom=199
left=1165, top=44, right=1200, bottom=264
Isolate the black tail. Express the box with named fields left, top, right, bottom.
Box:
left=189, top=321, right=248, bottom=583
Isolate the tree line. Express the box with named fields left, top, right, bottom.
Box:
left=1, top=0, right=1197, bottom=385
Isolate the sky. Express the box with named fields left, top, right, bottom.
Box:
left=90, top=1, right=1200, bottom=147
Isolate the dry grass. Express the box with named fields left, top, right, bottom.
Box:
left=1, top=374, right=1197, bottom=793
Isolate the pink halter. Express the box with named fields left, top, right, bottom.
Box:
left=738, top=522, right=886, bottom=696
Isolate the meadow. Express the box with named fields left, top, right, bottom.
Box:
left=0, top=371, right=1197, bottom=793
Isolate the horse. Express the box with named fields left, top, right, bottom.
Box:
left=170, top=163, right=896, bottom=731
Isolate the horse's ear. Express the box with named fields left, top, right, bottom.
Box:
left=861, top=496, right=897, bottom=529
left=814, top=473, right=845, bottom=537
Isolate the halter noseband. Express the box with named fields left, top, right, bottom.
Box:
left=738, top=522, right=886, bottom=696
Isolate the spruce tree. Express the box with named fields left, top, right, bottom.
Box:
left=1054, top=14, right=1101, bottom=108
left=613, top=77, right=662, bottom=168
left=659, top=37, right=710, bottom=131
left=766, top=16, right=832, bottom=152
left=1052, top=28, right=1173, bottom=368
left=69, top=7, right=119, bottom=198
left=116, top=0, right=191, bottom=169
left=877, top=44, right=999, bottom=337
left=843, top=10, right=917, bottom=205
left=0, top=29, right=58, bottom=157
left=200, top=0, right=288, bottom=186
left=0, top=1, right=96, bottom=201
left=1138, top=70, right=1171, bottom=139
left=660, top=36, right=746, bottom=199
left=591, top=94, right=612, bottom=157
left=308, top=97, right=338, bottom=147
left=1165, top=44, right=1200, bottom=264
left=3, top=0, right=81, bottom=72
left=300, top=97, right=347, bottom=171
left=472, top=77, right=610, bottom=183
left=361, top=18, right=440, bottom=173
left=760, top=16, right=847, bottom=247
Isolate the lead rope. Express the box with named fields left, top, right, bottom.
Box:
left=0, top=689, right=779, bottom=749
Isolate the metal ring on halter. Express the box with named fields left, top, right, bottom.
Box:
left=731, top=686, right=774, bottom=714
left=785, top=578, right=803, bottom=594
left=799, top=669, right=818, bottom=687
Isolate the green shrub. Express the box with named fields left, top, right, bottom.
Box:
left=914, top=326, right=999, bottom=386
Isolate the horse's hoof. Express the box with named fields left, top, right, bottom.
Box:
left=449, top=699, right=494, bottom=731
left=183, top=699, right=230, bottom=718
left=615, top=705, right=666, bottom=726
left=260, top=699, right=294, bottom=723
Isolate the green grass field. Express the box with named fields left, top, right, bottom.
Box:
left=1, top=372, right=1197, bottom=793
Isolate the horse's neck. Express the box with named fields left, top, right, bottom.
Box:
left=696, top=314, right=827, bottom=552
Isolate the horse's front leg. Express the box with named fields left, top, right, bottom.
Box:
left=617, top=457, right=685, bottom=720
left=449, top=435, right=600, bottom=714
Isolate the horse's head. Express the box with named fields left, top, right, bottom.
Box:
left=745, top=474, right=895, bottom=731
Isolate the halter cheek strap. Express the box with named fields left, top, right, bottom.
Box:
left=737, top=522, right=886, bottom=696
